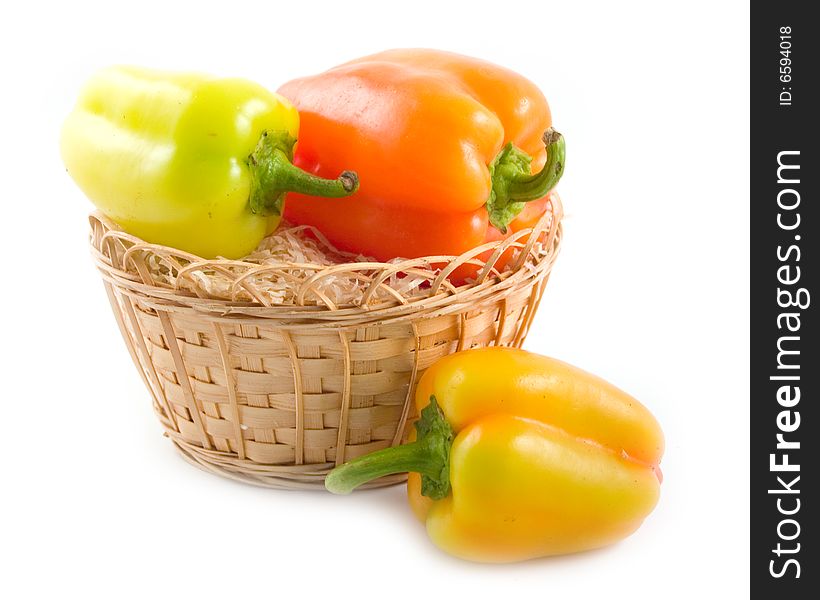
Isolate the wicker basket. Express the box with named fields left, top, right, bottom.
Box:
left=89, top=197, right=562, bottom=489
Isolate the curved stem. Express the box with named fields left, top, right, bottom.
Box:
left=507, top=128, right=565, bottom=202
left=247, top=130, right=359, bottom=216
left=325, top=397, right=454, bottom=499
left=486, top=128, right=565, bottom=232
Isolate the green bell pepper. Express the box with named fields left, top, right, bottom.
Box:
left=61, top=66, right=358, bottom=258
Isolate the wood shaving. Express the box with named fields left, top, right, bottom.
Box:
left=142, top=222, right=481, bottom=306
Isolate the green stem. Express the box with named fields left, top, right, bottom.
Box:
left=325, top=398, right=455, bottom=499
left=247, top=130, right=358, bottom=217
left=486, top=128, right=565, bottom=232
left=325, top=440, right=441, bottom=494
left=507, top=128, right=565, bottom=202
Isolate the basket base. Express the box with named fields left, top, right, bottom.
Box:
left=169, top=436, right=408, bottom=491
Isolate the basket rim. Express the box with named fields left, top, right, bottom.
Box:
left=90, top=196, right=562, bottom=321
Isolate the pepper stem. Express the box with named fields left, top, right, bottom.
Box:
left=486, top=128, right=565, bottom=233
left=325, top=397, right=454, bottom=499
left=247, top=130, right=358, bottom=217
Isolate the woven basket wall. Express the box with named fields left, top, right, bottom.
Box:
left=89, top=198, right=562, bottom=489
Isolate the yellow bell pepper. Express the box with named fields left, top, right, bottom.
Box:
left=61, top=66, right=358, bottom=258
left=325, top=347, right=664, bottom=562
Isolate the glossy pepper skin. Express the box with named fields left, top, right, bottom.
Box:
left=278, top=50, right=565, bottom=269
left=325, top=348, right=664, bottom=563
left=61, top=66, right=358, bottom=259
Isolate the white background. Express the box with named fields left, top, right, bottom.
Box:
left=1, top=1, right=749, bottom=598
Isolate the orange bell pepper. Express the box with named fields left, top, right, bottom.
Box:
left=278, top=49, right=564, bottom=278
left=325, top=348, right=664, bottom=563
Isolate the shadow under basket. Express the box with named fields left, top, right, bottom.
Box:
left=90, top=198, right=563, bottom=490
